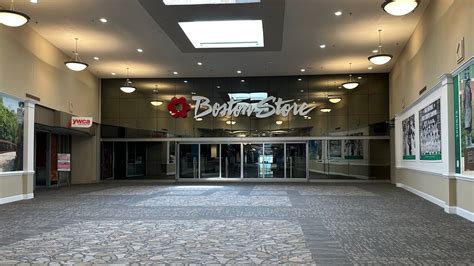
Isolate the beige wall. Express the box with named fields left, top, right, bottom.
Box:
left=391, top=0, right=474, bottom=218
left=0, top=26, right=99, bottom=120
left=0, top=24, right=100, bottom=200
left=390, top=0, right=474, bottom=117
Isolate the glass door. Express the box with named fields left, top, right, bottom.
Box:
left=200, top=144, right=220, bottom=178
left=221, top=144, right=241, bottom=178
left=243, top=144, right=263, bottom=178
left=286, top=143, right=307, bottom=179
left=179, top=144, right=199, bottom=178
left=263, top=143, right=284, bottom=178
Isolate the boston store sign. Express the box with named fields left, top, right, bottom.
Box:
left=167, top=93, right=316, bottom=119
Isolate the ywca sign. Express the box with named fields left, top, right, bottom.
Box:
left=70, top=117, right=93, bottom=128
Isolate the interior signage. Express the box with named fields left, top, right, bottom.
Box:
left=192, top=95, right=315, bottom=119
left=57, top=153, right=71, bottom=172
left=70, top=117, right=93, bottom=128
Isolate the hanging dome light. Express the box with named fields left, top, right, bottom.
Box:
left=368, top=30, right=393, bottom=65
left=150, top=87, right=163, bottom=106
left=275, top=120, right=283, bottom=125
left=0, top=0, right=30, bottom=27
left=329, top=97, right=342, bottom=104
left=64, top=38, right=88, bottom=71
left=342, top=63, right=359, bottom=90
left=382, top=0, right=420, bottom=16
left=226, top=120, right=236, bottom=125
left=120, top=68, right=136, bottom=93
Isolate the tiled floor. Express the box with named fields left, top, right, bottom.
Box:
left=0, top=183, right=473, bottom=264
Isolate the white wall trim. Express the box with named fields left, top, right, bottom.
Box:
left=396, top=183, right=473, bottom=222
left=0, top=193, right=34, bottom=205
left=0, top=170, right=35, bottom=177
left=396, top=183, right=446, bottom=208
left=454, top=174, right=474, bottom=182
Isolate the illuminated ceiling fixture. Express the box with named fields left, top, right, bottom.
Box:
left=150, top=87, right=163, bottom=106
left=64, top=38, right=88, bottom=72
left=275, top=120, right=283, bottom=125
left=342, top=63, right=359, bottom=90
left=226, top=120, right=237, bottom=125
left=320, top=108, right=332, bottom=113
left=196, top=117, right=203, bottom=121
left=0, top=0, right=30, bottom=27
left=329, top=97, right=342, bottom=104
left=368, top=29, right=392, bottom=65
left=163, top=0, right=260, bottom=5
left=382, top=0, right=419, bottom=16
left=178, top=20, right=264, bottom=48
left=120, top=68, right=136, bottom=93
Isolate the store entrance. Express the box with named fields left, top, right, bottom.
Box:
left=177, top=142, right=307, bottom=180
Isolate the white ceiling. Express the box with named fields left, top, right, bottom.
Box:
left=1, top=0, right=428, bottom=78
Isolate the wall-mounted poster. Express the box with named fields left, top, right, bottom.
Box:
left=419, top=99, right=441, bottom=160
left=456, top=65, right=474, bottom=173
left=344, top=139, right=363, bottom=159
left=308, top=140, right=322, bottom=160
left=0, top=94, right=24, bottom=173
left=328, top=140, right=342, bottom=158
left=402, top=114, right=416, bottom=160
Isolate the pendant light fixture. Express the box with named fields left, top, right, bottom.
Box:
left=150, top=86, right=163, bottom=106
left=382, top=0, right=420, bottom=16
left=120, top=68, right=136, bottom=93
left=342, top=63, right=359, bottom=90
left=329, top=96, right=342, bottom=104
left=64, top=38, right=88, bottom=71
left=368, top=30, right=392, bottom=65
left=0, top=0, right=30, bottom=27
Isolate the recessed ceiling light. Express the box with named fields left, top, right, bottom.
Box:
left=93, top=57, right=100, bottom=60
left=178, top=20, right=264, bottom=49
left=217, top=85, right=221, bottom=88
left=300, top=90, right=304, bottom=93
left=237, top=70, right=242, bottom=74
left=195, top=117, right=203, bottom=121
left=191, top=92, right=196, bottom=95
left=298, top=78, right=302, bottom=81
left=197, top=62, right=203, bottom=66
left=372, top=49, right=379, bottom=53
left=111, top=72, right=116, bottom=76
left=320, top=108, right=332, bottom=113
left=241, top=79, right=245, bottom=82
left=382, top=0, right=419, bottom=16
left=275, top=120, right=283, bottom=125
left=300, top=68, right=306, bottom=72
left=184, top=80, right=188, bottom=83
left=99, top=18, right=108, bottom=23
left=173, top=71, right=178, bottom=75
left=334, top=11, right=342, bottom=16
left=226, top=120, right=237, bottom=125
left=163, top=0, right=260, bottom=5
left=30, top=0, right=38, bottom=3
left=368, top=66, right=373, bottom=70
left=320, top=44, right=326, bottom=48
left=297, top=98, right=301, bottom=101
left=358, top=76, right=362, bottom=79
left=137, top=48, right=143, bottom=53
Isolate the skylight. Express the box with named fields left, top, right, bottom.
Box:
left=163, top=0, right=260, bottom=6
left=228, top=92, right=268, bottom=101
left=178, top=20, right=264, bottom=49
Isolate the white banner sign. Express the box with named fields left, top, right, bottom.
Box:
left=192, top=96, right=315, bottom=119
left=71, top=117, right=93, bottom=128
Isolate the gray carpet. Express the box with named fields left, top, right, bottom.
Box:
left=0, top=183, right=472, bottom=264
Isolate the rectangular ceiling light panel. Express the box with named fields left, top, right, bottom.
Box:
left=178, top=20, right=264, bottom=49
left=164, top=0, right=260, bottom=5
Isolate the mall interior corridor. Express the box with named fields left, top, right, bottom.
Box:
left=0, top=183, right=472, bottom=265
